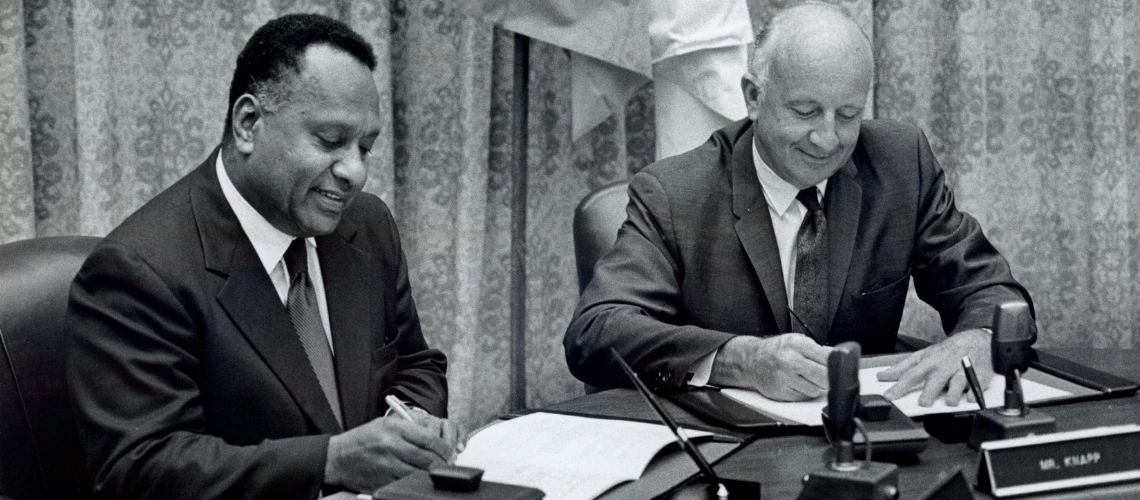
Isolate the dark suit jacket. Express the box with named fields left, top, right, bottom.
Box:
left=564, top=119, right=1034, bottom=390
left=66, top=148, right=447, bottom=499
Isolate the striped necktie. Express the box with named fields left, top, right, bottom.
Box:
left=284, top=238, right=343, bottom=426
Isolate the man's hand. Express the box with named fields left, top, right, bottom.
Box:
left=409, top=406, right=467, bottom=453
left=323, top=415, right=457, bottom=493
left=878, top=328, right=992, bottom=407
left=710, top=333, right=832, bottom=401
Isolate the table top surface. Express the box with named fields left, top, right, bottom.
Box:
left=549, top=347, right=1140, bottom=500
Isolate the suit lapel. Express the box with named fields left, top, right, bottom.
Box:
left=317, top=228, right=374, bottom=430
left=193, top=149, right=342, bottom=434
left=824, top=159, right=862, bottom=342
left=731, top=128, right=792, bottom=333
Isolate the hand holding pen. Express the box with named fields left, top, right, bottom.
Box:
left=385, top=395, right=466, bottom=454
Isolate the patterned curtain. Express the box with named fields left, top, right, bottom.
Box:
left=875, top=1, right=1140, bottom=349
left=2, top=0, right=1137, bottom=432
left=0, top=0, right=653, bottom=429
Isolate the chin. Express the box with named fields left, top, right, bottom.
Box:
left=295, top=216, right=342, bottom=237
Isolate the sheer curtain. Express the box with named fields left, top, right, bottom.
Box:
left=0, top=0, right=654, bottom=429
left=1, top=0, right=1137, bottom=431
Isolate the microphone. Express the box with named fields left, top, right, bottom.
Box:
left=827, top=342, right=861, bottom=468
left=968, top=301, right=1055, bottom=449
left=992, top=301, right=1034, bottom=416
left=992, top=301, right=1034, bottom=376
left=799, top=341, right=899, bottom=500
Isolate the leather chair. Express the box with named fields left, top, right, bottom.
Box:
left=0, top=236, right=99, bottom=499
left=572, top=180, right=630, bottom=293
left=572, top=181, right=630, bottom=394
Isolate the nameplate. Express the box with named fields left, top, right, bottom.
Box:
left=976, top=423, right=1140, bottom=497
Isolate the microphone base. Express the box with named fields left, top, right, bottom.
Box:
left=968, top=407, right=1056, bottom=449
left=798, top=461, right=899, bottom=500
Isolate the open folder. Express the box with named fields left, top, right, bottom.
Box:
left=454, top=412, right=715, bottom=500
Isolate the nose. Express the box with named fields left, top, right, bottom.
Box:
left=331, top=148, right=369, bottom=191
left=808, top=117, right=839, bottom=154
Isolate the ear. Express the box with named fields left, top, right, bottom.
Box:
left=741, top=73, right=763, bottom=122
left=229, top=94, right=262, bottom=155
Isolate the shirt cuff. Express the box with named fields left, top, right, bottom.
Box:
left=687, top=349, right=719, bottom=387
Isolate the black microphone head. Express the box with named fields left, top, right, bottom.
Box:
left=828, top=342, right=861, bottom=439
left=991, top=301, right=1033, bottom=375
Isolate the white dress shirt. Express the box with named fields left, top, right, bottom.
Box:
left=216, top=154, right=335, bottom=353
left=687, top=141, right=826, bottom=386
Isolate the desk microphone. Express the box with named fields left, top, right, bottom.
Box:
left=828, top=341, right=861, bottom=469
left=799, top=342, right=899, bottom=500
left=609, top=348, right=729, bottom=499
left=968, top=301, right=1055, bottom=448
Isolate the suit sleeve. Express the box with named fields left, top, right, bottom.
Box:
left=564, top=172, right=736, bottom=391
left=67, top=242, right=328, bottom=500
left=375, top=201, right=449, bottom=417
left=909, top=129, right=1037, bottom=339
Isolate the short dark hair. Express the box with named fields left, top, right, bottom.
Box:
left=222, top=13, right=377, bottom=142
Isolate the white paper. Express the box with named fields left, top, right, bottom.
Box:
left=722, top=366, right=1073, bottom=426
left=455, top=412, right=711, bottom=500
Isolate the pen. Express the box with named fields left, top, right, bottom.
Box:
left=961, top=356, right=987, bottom=410
left=788, top=307, right=817, bottom=339
left=610, top=348, right=728, bottom=500
left=385, top=395, right=416, bottom=421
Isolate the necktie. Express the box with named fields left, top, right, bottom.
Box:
left=284, top=239, right=342, bottom=426
left=793, top=188, right=829, bottom=343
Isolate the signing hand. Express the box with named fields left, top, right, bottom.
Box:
left=710, top=333, right=833, bottom=401
left=878, top=328, right=993, bottom=407
left=409, top=406, right=467, bottom=453
left=324, top=415, right=455, bottom=493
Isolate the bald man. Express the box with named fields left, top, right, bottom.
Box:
left=564, top=1, right=1035, bottom=407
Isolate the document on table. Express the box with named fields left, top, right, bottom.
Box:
left=721, top=366, right=1073, bottom=427
left=454, top=412, right=711, bottom=500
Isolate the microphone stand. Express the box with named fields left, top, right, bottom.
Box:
left=968, top=302, right=1056, bottom=448
left=798, top=342, right=899, bottom=500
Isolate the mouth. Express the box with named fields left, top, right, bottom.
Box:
left=798, top=149, right=832, bottom=162
left=315, top=188, right=346, bottom=202
left=312, top=188, right=352, bottom=211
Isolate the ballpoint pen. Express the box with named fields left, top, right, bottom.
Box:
left=385, top=394, right=416, bottom=421
left=961, top=356, right=987, bottom=409
left=610, top=348, right=729, bottom=500
left=788, top=307, right=817, bottom=339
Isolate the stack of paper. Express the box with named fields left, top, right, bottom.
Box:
left=455, top=412, right=710, bottom=500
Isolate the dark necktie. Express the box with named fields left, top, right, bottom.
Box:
left=793, top=188, right=829, bottom=343
left=284, top=239, right=343, bottom=426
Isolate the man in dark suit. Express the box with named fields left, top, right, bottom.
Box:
left=565, top=2, right=1034, bottom=407
left=66, top=14, right=459, bottom=499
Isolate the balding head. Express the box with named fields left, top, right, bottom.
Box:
left=748, top=2, right=873, bottom=102
left=740, top=2, right=875, bottom=189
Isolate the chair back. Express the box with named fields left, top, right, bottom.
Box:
left=572, top=180, right=630, bottom=293
left=0, top=236, right=100, bottom=499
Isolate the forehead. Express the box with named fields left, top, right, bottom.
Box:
left=767, top=20, right=872, bottom=106
left=286, top=44, right=380, bottom=119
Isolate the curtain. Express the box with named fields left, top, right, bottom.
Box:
left=875, top=1, right=1140, bottom=349
left=0, top=0, right=653, bottom=429
left=1, top=0, right=1137, bottom=432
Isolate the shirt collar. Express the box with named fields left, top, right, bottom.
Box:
left=216, top=153, right=313, bottom=275
left=751, top=140, right=828, bottom=216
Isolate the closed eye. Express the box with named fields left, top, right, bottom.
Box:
left=792, top=107, right=817, bottom=117
left=317, top=135, right=343, bottom=149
